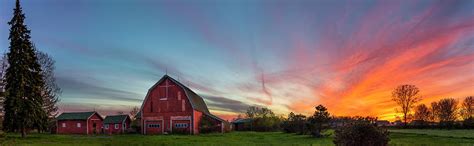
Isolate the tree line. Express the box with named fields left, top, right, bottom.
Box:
left=392, top=84, right=473, bottom=129
left=235, top=105, right=389, bottom=145
left=0, top=0, right=60, bottom=138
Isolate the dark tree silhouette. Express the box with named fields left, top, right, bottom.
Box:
left=432, top=98, right=458, bottom=127
left=282, top=112, right=307, bottom=134
left=307, top=105, right=331, bottom=137
left=460, top=96, right=473, bottom=120
left=245, top=106, right=274, bottom=118
left=3, top=0, right=47, bottom=137
left=414, top=104, right=431, bottom=122
left=243, top=106, right=281, bottom=131
left=392, top=84, right=421, bottom=127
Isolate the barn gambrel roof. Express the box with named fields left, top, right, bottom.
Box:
left=140, top=75, right=225, bottom=122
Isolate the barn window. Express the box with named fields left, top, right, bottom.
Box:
left=77, top=123, right=81, bottom=128
left=175, top=123, right=188, bottom=128
left=148, top=124, right=160, bottom=128
left=177, top=92, right=181, bottom=100
left=62, top=123, right=66, bottom=128
left=123, top=123, right=126, bottom=129
left=115, top=124, right=119, bottom=129
left=104, top=124, right=109, bottom=129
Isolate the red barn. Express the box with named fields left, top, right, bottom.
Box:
left=103, top=115, right=131, bottom=134
left=56, top=111, right=103, bottom=135
left=140, top=75, right=227, bottom=134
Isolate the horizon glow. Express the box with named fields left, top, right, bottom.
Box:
left=1, top=0, right=473, bottom=121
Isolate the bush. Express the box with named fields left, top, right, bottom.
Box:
left=463, top=118, right=474, bottom=129
left=333, top=122, right=390, bottom=146
left=199, top=116, right=217, bottom=134
left=0, top=130, right=4, bottom=138
left=282, top=112, right=307, bottom=134
left=251, top=116, right=282, bottom=132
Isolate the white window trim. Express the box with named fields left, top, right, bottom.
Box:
left=115, top=124, right=119, bottom=129
left=62, top=123, right=66, bottom=128
left=77, top=123, right=81, bottom=128
left=104, top=124, right=109, bottom=129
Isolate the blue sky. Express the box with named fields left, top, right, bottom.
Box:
left=1, top=0, right=473, bottom=120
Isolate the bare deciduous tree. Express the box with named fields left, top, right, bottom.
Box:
left=392, top=84, right=422, bottom=126
left=432, top=98, right=458, bottom=124
left=460, top=96, right=473, bottom=120
left=245, top=106, right=275, bottom=118
left=130, top=106, right=139, bottom=120
left=0, top=53, right=7, bottom=118
left=37, top=51, right=61, bottom=119
left=414, top=104, right=431, bottom=122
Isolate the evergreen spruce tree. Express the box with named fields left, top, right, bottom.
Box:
left=3, top=0, right=47, bottom=137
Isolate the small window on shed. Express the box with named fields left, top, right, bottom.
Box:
left=62, top=123, right=66, bottom=128
left=115, top=124, right=119, bottom=129
left=77, top=123, right=81, bottom=128
left=104, top=124, right=109, bottom=129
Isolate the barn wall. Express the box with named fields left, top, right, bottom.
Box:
left=142, top=78, right=194, bottom=134
left=57, top=120, right=87, bottom=134
left=171, top=120, right=191, bottom=134
left=105, top=121, right=129, bottom=134
left=87, top=113, right=103, bottom=134
left=193, top=110, right=203, bottom=134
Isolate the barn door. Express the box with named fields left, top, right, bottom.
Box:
left=145, top=120, right=163, bottom=134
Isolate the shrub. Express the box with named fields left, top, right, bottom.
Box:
left=282, top=112, right=307, bottom=134
left=244, top=106, right=282, bottom=132
left=463, top=117, right=474, bottom=129
left=333, top=122, right=390, bottom=146
left=0, top=130, right=5, bottom=138
left=199, top=116, right=218, bottom=134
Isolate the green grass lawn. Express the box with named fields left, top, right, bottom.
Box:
left=1, top=130, right=473, bottom=146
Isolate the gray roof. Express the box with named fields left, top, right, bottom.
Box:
left=232, top=118, right=253, bottom=124
left=104, top=115, right=129, bottom=124
left=167, top=75, right=210, bottom=114
left=56, top=112, right=99, bottom=120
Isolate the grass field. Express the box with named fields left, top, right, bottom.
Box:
left=1, top=130, right=473, bottom=146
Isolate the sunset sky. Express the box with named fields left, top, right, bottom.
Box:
left=1, top=0, right=473, bottom=121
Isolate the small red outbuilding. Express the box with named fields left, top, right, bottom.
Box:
left=103, top=115, right=131, bottom=134
left=56, top=111, right=103, bottom=135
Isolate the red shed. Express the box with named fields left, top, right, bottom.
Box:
left=140, top=75, right=228, bottom=135
left=56, top=111, right=103, bottom=135
left=103, top=115, right=131, bottom=134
